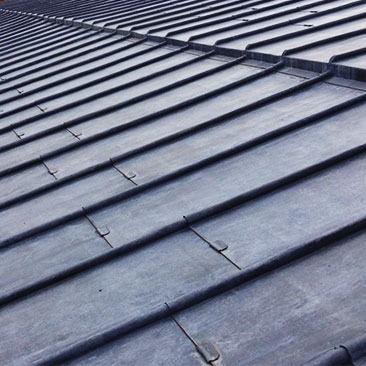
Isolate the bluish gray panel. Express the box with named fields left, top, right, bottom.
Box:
left=0, top=229, right=235, bottom=363
left=67, top=319, right=206, bottom=366
left=0, top=130, right=76, bottom=171
left=0, top=32, right=120, bottom=80
left=0, top=130, right=18, bottom=146
left=0, top=31, right=104, bottom=74
left=0, top=45, right=185, bottom=112
left=220, top=3, right=363, bottom=49
left=45, top=74, right=360, bottom=178
left=0, top=167, right=134, bottom=239
left=252, top=18, right=366, bottom=55
left=171, top=0, right=329, bottom=42
left=0, top=218, right=109, bottom=295
left=28, top=51, right=213, bottom=112
left=174, top=230, right=366, bottom=365
left=292, top=34, right=366, bottom=62
left=0, top=28, right=87, bottom=62
left=59, top=64, right=297, bottom=138
left=116, top=87, right=365, bottom=184
left=337, top=51, right=366, bottom=68
left=194, top=152, right=366, bottom=268
left=0, top=164, right=53, bottom=202
left=139, top=1, right=245, bottom=36
left=87, top=109, right=365, bottom=248
left=1, top=35, right=125, bottom=88
left=18, top=58, right=251, bottom=137
left=0, top=2, right=364, bottom=365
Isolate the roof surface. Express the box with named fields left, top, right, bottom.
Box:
left=0, top=0, right=365, bottom=365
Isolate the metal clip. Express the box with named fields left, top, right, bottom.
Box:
left=110, top=160, right=138, bottom=186
left=36, top=104, right=48, bottom=112
left=125, top=171, right=136, bottom=179
left=82, top=207, right=110, bottom=237
left=211, top=239, right=228, bottom=252
left=66, top=127, right=82, bottom=140
left=96, top=225, right=110, bottom=237
left=40, top=157, right=58, bottom=179
left=184, top=216, right=228, bottom=252
left=196, top=341, right=220, bottom=363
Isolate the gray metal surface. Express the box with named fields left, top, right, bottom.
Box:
left=0, top=0, right=365, bottom=365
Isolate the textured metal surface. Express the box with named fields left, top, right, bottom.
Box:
left=0, top=0, right=365, bottom=365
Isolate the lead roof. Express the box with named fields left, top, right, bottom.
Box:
left=0, top=0, right=365, bottom=365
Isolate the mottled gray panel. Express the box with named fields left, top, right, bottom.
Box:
left=0, top=130, right=18, bottom=147
left=0, top=105, right=43, bottom=125
left=93, top=0, right=219, bottom=29
left=174, top=230, right=366, bottom=365
left=1, top=29, right=87, bottom=64
left=0, top=218, right=108, bottom=295
left=292, top=34, right=366, bottom=62
left=210, top=3, right=363, bottom=47
left=0, top=32, right=112, bottom=78
left=338, top=51, right=366, bottom=68
left=339, top=52, right=366, bottom=69
left=19, top=59, right=251, bottom=137
left=0, top=167, right=134, bottom=239
left=0, top=3, right=364, bottom=366
left=5, top=36, right=124, bottom=89
left=0, top=163, right=53, bottom=202
left=0, top=130, right=76, bottom=171
left=68, top=319, right=205, bottom=366
left=74, top=68, right=300, bottom=137
left=46, top=77, right=360, bottom=178
left=33, top=49, right=202, bottom=111
left=0, top=33, right=120, bottom=81
left=0, top=43, right=161, bottom=124
left=88, top=106, right=365, bottom=248
left=1, top=27, right=77, bottom=56
left=0, top=230, right=235, bottom=363
left=253, top=18, right=365, bottom=55
left=195, top=153, right=366, bottom=268
left=1, top=45, right=185, bottom=113
left=173, top=0, right=328, bottom=43
left=0, top=88, right=21, bottom=100
left=140, top=2, right=244, bottom=36
left=116, top=88, right=365, bottom=185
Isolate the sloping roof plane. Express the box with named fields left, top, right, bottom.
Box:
left=0, top=0, right=365, bottom=365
